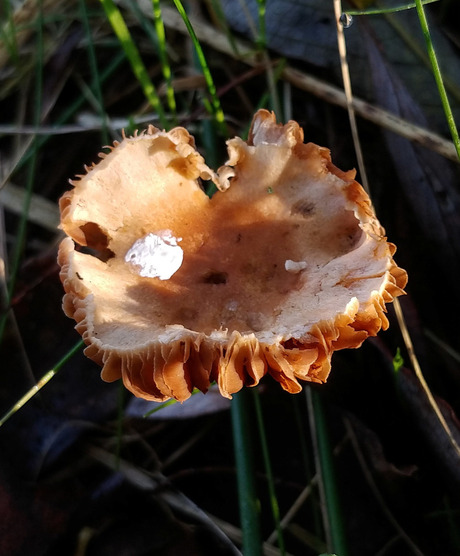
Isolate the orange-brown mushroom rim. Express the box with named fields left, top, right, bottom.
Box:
left=58, top=110, right=407, bottom=402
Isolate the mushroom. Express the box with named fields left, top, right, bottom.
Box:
left=58, top=110, right=407, bottom=402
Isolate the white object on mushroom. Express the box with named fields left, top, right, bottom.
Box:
left=125, top=230, right=183, bottom=279
left=285, top=260, right=308, bottom=273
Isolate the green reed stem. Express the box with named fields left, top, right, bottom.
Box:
left=347, top=0, right=440, bottom=16
left=0, top=0, right=44, bottom=343
left=252, top=388, right=285, bottom=554
left=99, top=0, right=167, bottom=128
left=0, top=0, right=19, bottom=62
left=231, top=388, right=263, bottom=555
left=309, top=389, right=348, bottom=556
left=0, top=339, right=85, bottom=427
left=414, top=0, right=460, bottom=160
left=172, top=0, right=227, bottom=135
left=256, top=0, right=267, bottom=50
left=79, top=0, right=109, bottom=145
left=152, top=0, right=176, bottom=121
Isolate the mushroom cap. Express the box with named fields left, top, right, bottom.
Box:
left=58, top=110, right=407, bottom=402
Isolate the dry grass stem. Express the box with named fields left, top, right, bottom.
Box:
left=150, top=3, right=459, bottom=163
left=209, top=514, right=292, bottom=556
left=393, top=298, right=460, bottom=459
left=343, top=416, right=425, bottom=556
left=266, top=475, right=318, bottom=544
left=0, top=182, right=60, bottom=232
left=333, top=0, right=370, bottom=193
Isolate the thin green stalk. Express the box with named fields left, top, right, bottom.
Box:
left=1, top=0, right=19, bottom=62
left=0, top=48, right=124, bottom=343
left=192, top=45, right=221, bottom=192
left=172, top=0, right=227, bottom=136
left=143, top=388, right=202, bottom=417
left=152, top=0, right=176, bottom=120
left=144, top=397, right=178, bottom=417
left=250, top=59, right=286, bottom=124
left=122, top=0, right=176, bottom=119
left=380, top=10, right=460, bottom=105
left=256, top=0, right=267, bottom=50
left=99, top=0, right=168, bottom=129
left=308, top=389, right=348, bottom=556
left=0, top=1, right=44, bottom=342
left=231, top=388, right=262, bottom=556
left=6, top=51, right=126, bottom=177
left=414, top=0, right=460, bottom=160
left=208, top=0, right=241, bottom=56
left=292, top=396, right=323, bottom=536
left=4, top=146, right=36, bottom=304
left=252, top=389, right=285, bottom=554
left=200, top=109, right=219, bottom=196
left=0, top=340, right=85, bottom=427
left=59, top=51, right=123, bottom=130
left=346, top=0, right=440, bottom=16
left=79, top=0, right=109, bottom=145
left=393, top=347, right=405, bottom=374
left=254, top=0, right=281, bottom=117
left=124, top=0, right=160, bottom=48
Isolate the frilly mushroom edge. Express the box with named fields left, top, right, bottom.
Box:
left=58, top=110, right=407, bottom=402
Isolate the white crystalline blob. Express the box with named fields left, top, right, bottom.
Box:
left=285, top=259, right=308, bottom=274
left=125, top=230, right=183, bottom=279
left=226, top=300, right=239, bottom=312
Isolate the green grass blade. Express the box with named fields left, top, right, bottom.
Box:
left=79, top=0, right=109, bottom=145
left=308, top=389, right=348, bottom=556
left=142, top=388, right=202, bottom=418
left=99, top=0, right=168, bottom=129
left=414, top=0, right=460, bottom=160
left=0, top=0, right=44, bottom=342
left=393, top=347, right=405, bottom=374
left=124, top=0, right=160, bottom=48
left=253, top=0, right=281, bottom=117
left=208, top=0, right=241, bottom=56
left=292, top=395, right=323, bottom=535
left=143, top=397, right=178, bottom=417
left=259, top=58, right=286, bottom=114
left=0, top=0, right=19, bottom=62
left=6, top=51, right=126, bottom=177
left=118, top=0, right=177, bottom=121
left=152, top=0, right=176, bottom=120
left=256, top=0, right=267, bottom=50
left=252, top=388, right=285, bottom=554
left=346, top=0, right=440, bottom=16
left=0, top=339, right=85, bottom=427
left=172, top=0, right=227, bottom=135
left=231, top=388, right=263, bottom=555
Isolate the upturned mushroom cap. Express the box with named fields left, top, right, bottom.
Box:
left=58, top=110, right=407, bottom=402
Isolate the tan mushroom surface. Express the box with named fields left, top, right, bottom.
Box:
left=58, top=110, right=407, bottom=402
